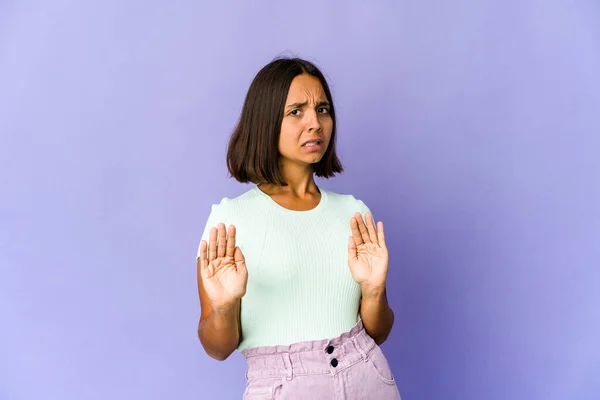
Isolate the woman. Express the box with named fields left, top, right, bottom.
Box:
left=196, top=57, right=401, bottom=399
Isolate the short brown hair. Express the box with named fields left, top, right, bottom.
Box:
left=226, top=57, right=343, bottom=186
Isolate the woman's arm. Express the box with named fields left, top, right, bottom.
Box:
left=197, top=256, right=241, bottom=361
left=197, top=299, right=241, bottom=361
left=359, top=285, right=395, bottom=345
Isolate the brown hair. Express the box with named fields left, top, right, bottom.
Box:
left=226, top=57, right=343, bottom=186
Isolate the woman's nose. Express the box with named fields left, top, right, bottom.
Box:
left=307, top=110, right=322, bottom=131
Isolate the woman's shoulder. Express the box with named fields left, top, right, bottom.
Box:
left=322, top=187, right=372, bottom=215
left=206, top=185, right=261, bottom=213
left=323, top=187, right=366, bottom=205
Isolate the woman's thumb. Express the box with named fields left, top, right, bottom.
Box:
left=348, top=236, right=356, bottom=258
left=234, top=246, right=245, bottom=261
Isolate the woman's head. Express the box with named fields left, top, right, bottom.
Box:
left=226, top=57, right=343, bottom=186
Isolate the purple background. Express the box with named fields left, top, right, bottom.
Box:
left=1, top=1, right=599, bottom=399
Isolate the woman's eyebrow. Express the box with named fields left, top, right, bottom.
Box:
left=285, top=100, right=330, bottom=110
left=286, top=101, right=307, bottom=110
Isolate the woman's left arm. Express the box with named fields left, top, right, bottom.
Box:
left=348, top=211, right=395, bottom=345
left=359, top=286, right=395, bottom=345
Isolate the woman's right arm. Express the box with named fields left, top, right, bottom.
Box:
left=196, top=218, right=248, bottom=361
left=197, top=268, right=241, bottom=361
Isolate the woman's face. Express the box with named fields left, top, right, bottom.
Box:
left=278, top=74, right=333, bottom=168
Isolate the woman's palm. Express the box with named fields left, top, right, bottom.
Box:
left=198, top=223, right=248, bottom=310
left=203, top=252, right=247, bottom=306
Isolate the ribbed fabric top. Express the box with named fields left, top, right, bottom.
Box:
left=196, top=184, right=372, bottom=351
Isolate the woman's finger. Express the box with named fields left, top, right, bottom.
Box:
left=350, top=216, right=364, bottom=246
left=365, top=213, right=378, bottom=244
left=217, top=222, right=227, bottom=258
left=354, top=212, right=372, bottom=244
left=226, top=225, right=236, bottom=258
left=208, top=227, right=218, bottom=261
left=234, top=246, right=247, bottom=273
left=198, top=240, right=209, bottom=279
left=198, top=240, right=214, bottom=279
left=377, top=221, right=387, bottom=249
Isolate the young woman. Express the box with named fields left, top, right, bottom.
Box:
left=196, top=57, right=401, bottom=399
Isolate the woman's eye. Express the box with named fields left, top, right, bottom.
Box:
left=290, top=109, right=301, bottom=116
left=318, top=107, right=330, bottom=114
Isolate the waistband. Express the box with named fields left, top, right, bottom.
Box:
left=241, top=319, right=377, bottom=381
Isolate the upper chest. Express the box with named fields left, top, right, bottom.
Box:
left=266, top=193, right=322, bottom=211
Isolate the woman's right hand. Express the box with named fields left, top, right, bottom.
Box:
left=197, top=223, right=248, bottom=313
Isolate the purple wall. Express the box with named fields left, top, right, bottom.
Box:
left=1, top=1, right=599, bottom=399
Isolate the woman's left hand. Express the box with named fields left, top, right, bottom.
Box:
left=347, top=212, right=389, bottom=292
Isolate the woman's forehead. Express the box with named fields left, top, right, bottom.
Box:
left=286, top=75, right=327, bottom=103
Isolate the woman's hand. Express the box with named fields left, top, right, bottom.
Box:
left=348, top=212, right=389, bottom=292
left=198, top=223, right=248, bottom=313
